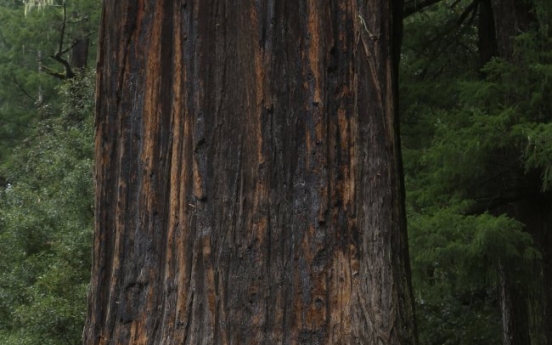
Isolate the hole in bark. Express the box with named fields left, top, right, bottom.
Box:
left=327, top=46, right=338, bottom=73
left=312, top=248, right=328, bottom=271
left=194, top=138, right=206, bottom=153
left=315, top=297, right=324, bottom=309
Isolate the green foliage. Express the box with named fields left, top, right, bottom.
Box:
left=0, top=71, right=94, bottom=345
left=408, top=208, right=538, bottom=345
left=401, top=1, right=552, bottom=343
left=0, top=3, right=60, bottom=155
left=0, top=0, right=100, bottom=160
left=23, top=0, right=55, bottom=15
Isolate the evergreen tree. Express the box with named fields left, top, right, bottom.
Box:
left=0, top=0, right=99, bottom=161
left=0, top=1, right=100, bottom=343
left=0, top=72, right=95, bottom=345
left=401, top=0, right=552, bottom=344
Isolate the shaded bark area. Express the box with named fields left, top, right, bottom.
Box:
left=477, top=0, right=497, bottom=70
left=71, top=37, right=89, bottom=72
left=490, top=0, right=535, bottom=61
left=512, top=197, right=552, bottom=345
left=84, top=0, right=416, bottom=344
left=498, top=261, right=531, bottom=345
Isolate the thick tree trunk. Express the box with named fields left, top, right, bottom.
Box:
left=477, top=0, right=497, bottom=70
left=84, top=1, right=416, bottom=344
left=70, top=37, right=89, bottom=73
left=490, top=0, right=534, bottom=61
left=513, top=198, right=552, bottom=345
left=498, top=260, right=531, bottom=345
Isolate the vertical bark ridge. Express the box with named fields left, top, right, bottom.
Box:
left=85, top=0, right=416, bottom=344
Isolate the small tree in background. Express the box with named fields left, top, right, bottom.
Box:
left=0, top=71, right=95, bottom=345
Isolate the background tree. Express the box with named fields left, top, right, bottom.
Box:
left=84, top=0, right=417, bottom=344
left=0, top=72, right=95, bottom=345
left=0, top=0, right=99, bottom=162
left=400, top=0, right=552, bottom=344
left=0, top=1, right=100, bottom=344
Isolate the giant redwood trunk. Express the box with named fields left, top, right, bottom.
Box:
left=84, top=1, right=416, bottom=344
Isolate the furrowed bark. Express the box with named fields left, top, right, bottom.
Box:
left=84, top=1, right=416, bottom=344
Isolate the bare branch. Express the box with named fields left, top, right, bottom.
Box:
left=45, top=1, right=75, bottom=80
left=12, top=77, right=38, bottom=103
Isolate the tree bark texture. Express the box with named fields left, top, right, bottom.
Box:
left=71, top=37, right=90, bottom=72
left=509, top=197, right=552, bottom=345
left=84, top=1, right=416, bottom=344
left=477, top=0, right=497, bottom=70
left=490, top=0, right=534, bottom=61
left=498, top=260, right=531, bottom=345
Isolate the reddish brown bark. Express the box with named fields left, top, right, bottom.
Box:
left=84, top=1, right=416, bottom=344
